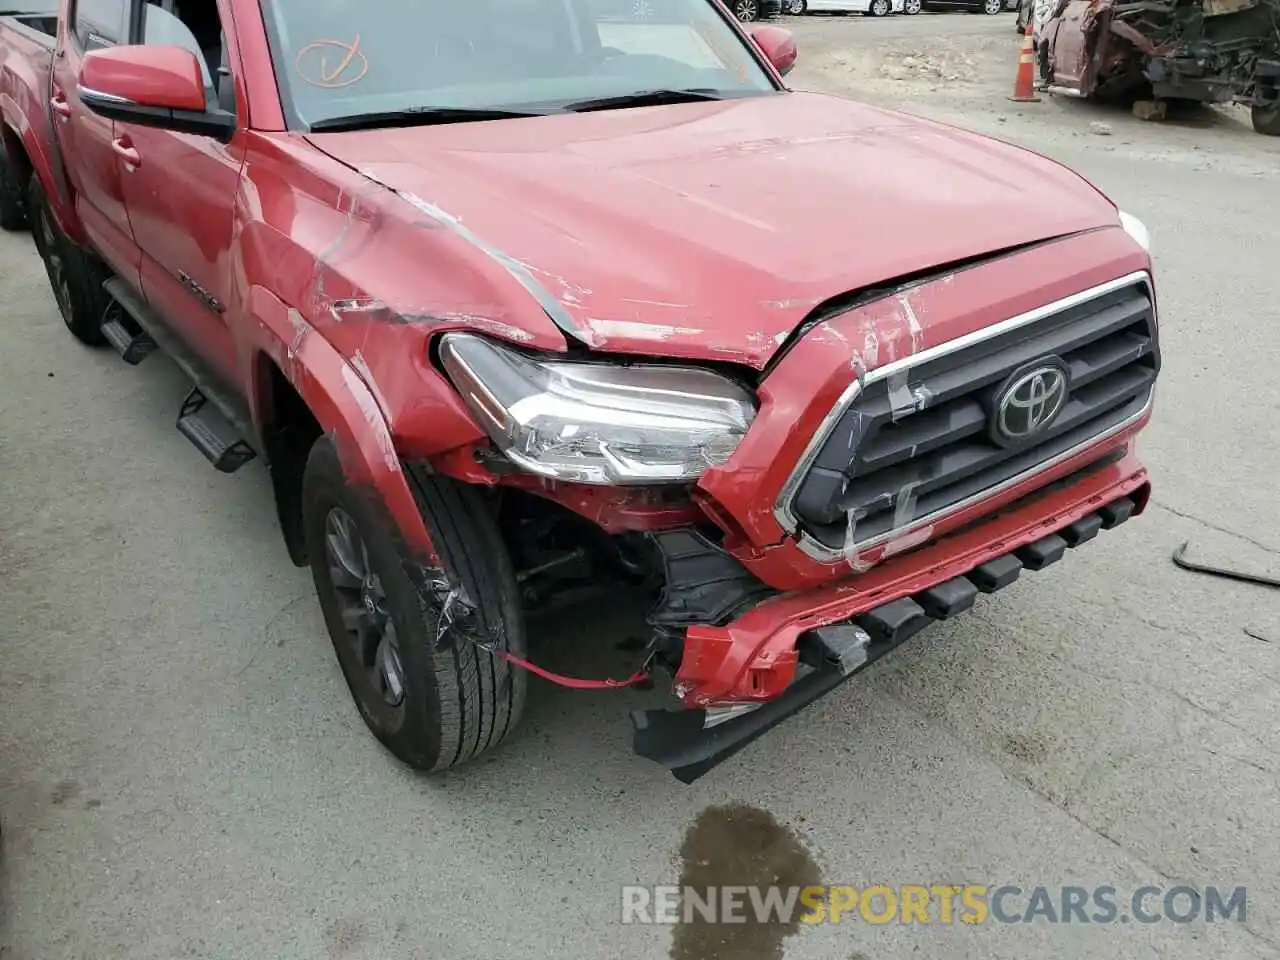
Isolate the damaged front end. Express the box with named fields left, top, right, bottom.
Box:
left=1039, top=0, right=1280, bottom=133
left=634, top=483, right=1147, bottom=783
left=425, top=224, right=1160, bottom=783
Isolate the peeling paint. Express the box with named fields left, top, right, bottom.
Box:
left=517, top=260, right=593, bottom=312
left=330, top=297, right=388, bottom=322
left=341, top=362, right=401, bottom=474
left=882, top=524, right=934, bottom=558
left=402, top=311, right=536, bottom=343
left=887, top=370, right=918, bottom=422
left=860, top=324, right=881, bottom=369
left=841, top=506, right=875, bottom=574
left=899, top=293, right=925, bottom=356
left=763, top=297, right=822, bottom=311
left=350, top=349, right=394, bottom=422
left=286, top=308, right=309, bottom=363
left=585, top=318, right=704, bottom=341
left=892, top=479, right=922, bottom=530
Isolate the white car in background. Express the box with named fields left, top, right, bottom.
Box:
left=783, top=0, right=915, bottom=16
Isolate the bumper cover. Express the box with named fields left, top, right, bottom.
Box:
left=633, top=452, right=1150, bottom=783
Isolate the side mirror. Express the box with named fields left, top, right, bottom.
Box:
left=79, top=44, right=234, bottom=141
left=750, top=25, right=798, bottom=78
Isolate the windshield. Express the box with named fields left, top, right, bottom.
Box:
left=260, top=0, right=779, bottom=129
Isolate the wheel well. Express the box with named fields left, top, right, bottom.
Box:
left=1, top=125, right=33, bottom=185
left=258, top=354, right=323, bottom=566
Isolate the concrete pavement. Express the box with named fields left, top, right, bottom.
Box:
left=2, top=14, right=1279, bottom=960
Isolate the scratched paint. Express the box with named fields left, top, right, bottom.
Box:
left=898, top=292, right=926, bottom=356
left=341, top=362, right=400, bottom=474
left=882, top=523, right=935, bottom=558
left=349, top=349, right=394, bottom=423
left=287, top=308, right=309, bottom=362
left=355, top=170, right=588, bottom=345
left=585, top=318, right=704, bottom=341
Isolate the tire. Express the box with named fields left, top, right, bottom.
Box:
left=982, top=0, right=1003, bottom=12
left=302, top=437, right=527, bottom=772
left=27, top=175, right=108, bottom=346
left=0, top=140, right=26, bottom=231
left=783, top=0, right=806, bottom=11
left=1252, top=102, right=1280, bottom=136
left=904, top=0, right=922, bottom=12
left=733, top=0, right=761, bottom=19
left=869, top=0, right=890, bottom=14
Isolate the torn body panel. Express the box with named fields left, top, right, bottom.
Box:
left=1041, top=0, right=1280, bottom=121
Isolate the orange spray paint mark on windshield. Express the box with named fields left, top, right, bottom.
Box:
left=295, top=36, right=369, bottom=88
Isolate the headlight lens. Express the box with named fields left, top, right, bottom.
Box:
left=1119, top=210, right=1151, bottom=253
left=438, top=333, right=758, bottom=485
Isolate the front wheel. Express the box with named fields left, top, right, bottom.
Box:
left=302, top=438, right=527, bottom=772
left=904, top=0, right=922, bottom=13
left=733, top=0, right=761, bottom=19
left=1252, top=101, right=1280, bottom=136
left=868, top=0, right=890, bottom=15
left=982, top=0, right=1003, bottom=12
left=783, top=0, right=806, bottom=12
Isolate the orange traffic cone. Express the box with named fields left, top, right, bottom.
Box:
left=1008, top=31, right=1041, bottom=103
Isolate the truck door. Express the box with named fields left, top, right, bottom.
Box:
left=114, top=0, right=244, bottom=384
left=50, top=0, right=140, bottom=285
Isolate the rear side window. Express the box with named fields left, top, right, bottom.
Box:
left=72, top=0, right=128, bottom=48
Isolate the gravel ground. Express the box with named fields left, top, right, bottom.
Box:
left=2, top=12, right=1279, bottom=960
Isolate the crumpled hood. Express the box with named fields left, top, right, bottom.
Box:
left=307, top=91, right=1119, bottom=369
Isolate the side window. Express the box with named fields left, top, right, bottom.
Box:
left=72, top=0, right=128, bottom=49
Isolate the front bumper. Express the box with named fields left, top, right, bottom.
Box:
left=633, top=445, right=1150, bottom=782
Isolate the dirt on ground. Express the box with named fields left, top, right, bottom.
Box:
left=782, top=13, right=1280, bottom=173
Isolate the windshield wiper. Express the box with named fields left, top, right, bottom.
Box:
left=561, top=88, right=726, bottom=113
left=308, top=106, right=552, bottom=133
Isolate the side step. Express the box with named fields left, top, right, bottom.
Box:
left=99, top=304, right=157, bottom=365
left=176, top=388, right=257, bottom=473
left=101, top=276, right=260, bottom=476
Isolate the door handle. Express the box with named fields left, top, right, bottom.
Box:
left=111, top=138, right=141, bottom=167
left=50, top=93, right=72, bottom=119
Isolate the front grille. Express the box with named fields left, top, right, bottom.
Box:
left=786, top=277, right=1158, bottom=553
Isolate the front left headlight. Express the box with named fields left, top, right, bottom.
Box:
left=438, top=333, right=758, bottom=485
left=1119, top=210, right=1151, bottom=253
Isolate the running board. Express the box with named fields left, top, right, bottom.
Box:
left=176, top=387, right=257, bottom=473
left=632, top=495, right=1139, bottom=783
left=99, top=303, right=156, bottom=365
left=101, top=276, right=260, bottom=474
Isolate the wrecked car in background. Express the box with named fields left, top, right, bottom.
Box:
left=0, top=0, right=1159, bottom=784
left=1037, top=0, right=1280, bottom=134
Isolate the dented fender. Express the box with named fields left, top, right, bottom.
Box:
left=247, top=284, right=441, bottom=563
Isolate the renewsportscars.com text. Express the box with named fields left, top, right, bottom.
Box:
left=621, top=884, right=1247, bottom=925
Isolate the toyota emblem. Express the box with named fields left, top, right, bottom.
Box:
left=991, top=359, right=1069, bottom=447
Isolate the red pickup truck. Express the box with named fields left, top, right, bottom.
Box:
left=0, top=0, right=1159, bottom=782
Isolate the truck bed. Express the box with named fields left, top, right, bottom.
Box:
left=0, top=4, right=59, bottom=231
left=0, top=1, right=58, bottom=41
